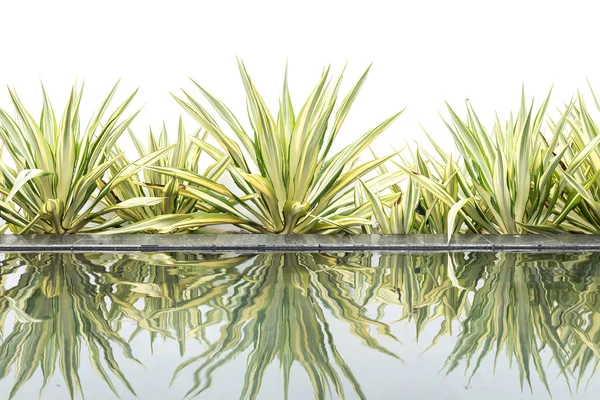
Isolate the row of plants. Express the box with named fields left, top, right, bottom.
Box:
left=2, top=61, right=600, bottom=234
left=1, top=251, right=598, bottom=398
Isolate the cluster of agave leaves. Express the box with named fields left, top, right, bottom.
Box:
left=4, top=60, right=600, bottom=235
left=0, top=251, right=599, bottom=399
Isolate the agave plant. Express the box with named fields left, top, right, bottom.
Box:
left=549, top=85, right=600, bottom=233
left=93, top=120, right=246, bottom=233
left=357, top=144, right=477, bottom=238
left=165, top=60, right=403, bottom=233
left=0, top=83, right=171, bottom=234
left=355, top=178, right=419, bottom=234
left=400, top=93, right=567, bottom=233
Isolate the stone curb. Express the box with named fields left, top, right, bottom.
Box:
left=0, top=234, right=599, bottom=252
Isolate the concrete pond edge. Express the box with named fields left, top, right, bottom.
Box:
left=0, top=234, right=599, bottom=252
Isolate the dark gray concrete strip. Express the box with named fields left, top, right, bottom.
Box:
left=0, top=234, right=83, bottom=251
left=315, top=234, right=355, bottom=250
left=350, top=234, right=385, bottom=250
left=532, top=234, right=600, bottom=249
left=72, top=234, right=219, bottom=251
left=417, top=234, right=494, bottom=250
left=0, top=234, right=599, bottom=252
left=483, top=234, right=563, bottom=250
left=352, top=234, right=424, bottom=250
left=212, top=234, right=285, bottom=250
left=448, top=234, right=494, bottom=249
left=283, top=235, right=320, bottom=251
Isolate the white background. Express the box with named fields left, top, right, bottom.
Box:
left=1, top=0, right=599, bottom=156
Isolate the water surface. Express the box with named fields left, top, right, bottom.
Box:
left=0, top=251, right=598, bottom=399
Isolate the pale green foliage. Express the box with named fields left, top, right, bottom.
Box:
left=0, top=83, right=168, bottom=233
left=551, top=84, right=600, bottom=233
left=5, top=76, right=600, bottom=234
left=440, top=90, right=563, bottom=233
left=97, top=120, right=246, bottom=233
left=173, top=60, right=403, bottom=233
left=358, top=146, right=476, bottom=238
left=401, top=89, right=597, bottom=235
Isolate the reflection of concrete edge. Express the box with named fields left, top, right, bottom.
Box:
left=0, top=234, right=599, bottom=252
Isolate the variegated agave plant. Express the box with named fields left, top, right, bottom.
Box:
left=0, top=83, right=171, bottom=234
left=94, top=120, right=247, bottom=233
left=168, top=60, right=404, bottom=233
left=356, top=146, right=474, bottom=241
left=549, top=85, right=600, bottom=233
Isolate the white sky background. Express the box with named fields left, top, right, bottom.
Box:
left=1, top=0, right=600, bottom=160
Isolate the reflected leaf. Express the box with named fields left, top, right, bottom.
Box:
left=3, top=295, right=44, bottom=323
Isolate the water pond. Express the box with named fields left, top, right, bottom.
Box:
left=0, top=251, right=598, bottom=399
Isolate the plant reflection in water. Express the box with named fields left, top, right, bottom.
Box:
left=0, top=251, right=599, bottom=399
